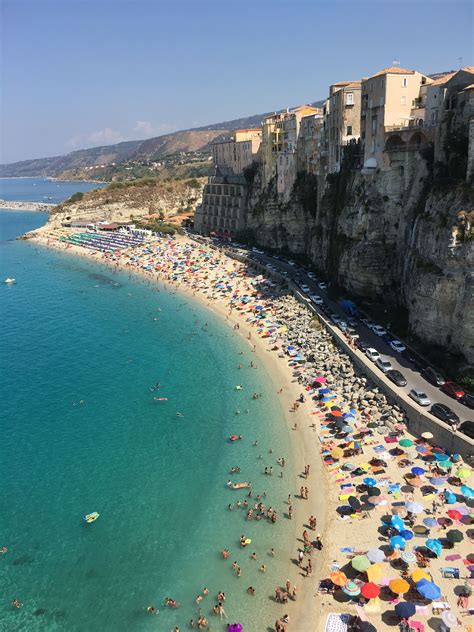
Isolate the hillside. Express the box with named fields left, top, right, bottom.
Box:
left=0, top=101, right=324, bottom=178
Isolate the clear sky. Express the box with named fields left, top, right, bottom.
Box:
left=1, top=0, right=472, bottom=163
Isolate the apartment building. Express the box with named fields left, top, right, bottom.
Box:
left=326, top=80, right=361, bottom=173
left=296, top=113, right=324, bottom=175
left=212, top=129, right=262, bottom=176
left=360, top=67, right=432, bottom=169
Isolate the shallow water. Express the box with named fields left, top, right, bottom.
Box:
left=0, top=201, right=295, bottom=631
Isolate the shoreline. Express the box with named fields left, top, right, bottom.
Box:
left=26, top=229, right=474, bottom=632
left=0, top=201, right=54, bottom=212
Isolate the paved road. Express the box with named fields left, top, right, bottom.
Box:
left=238, top=249, right=472, bottom=426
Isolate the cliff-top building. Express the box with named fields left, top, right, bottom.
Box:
left=326, top=80, right=362, bottom=173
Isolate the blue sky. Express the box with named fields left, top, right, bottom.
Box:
left=1, top=0, right=472, bottom=163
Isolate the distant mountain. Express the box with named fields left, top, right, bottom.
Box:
left=0, top=101, right=324, bottom=178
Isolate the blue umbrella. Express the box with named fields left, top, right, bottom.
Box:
left=416, top=579, right=441, bottom=600
left=425, top=538, right=442, bottom=556
left=391, top=515, right=405, bottom=531
left=434, top=453, right=448, bottom=461
left=411, top=467, right=425, bottom=476
left=395, top=602, right=416, bottom=618
left=390, top=535, right=406, bottom=549
left=445, top=492, right=456, bottom=504
left=400, top=529, right=414, bottom=541
left=343, top=415, right=357, bottom=423
left=340, top=425, right=352, bottom=433
left=423, top=517, right=437, bottom=527
left=429, top=477, right=447, bottom=486
left=319, top=388, right=331, bottom=394
left=461, top=486, right=474, bottom=498
left=363, top=477, right=377, bottom=487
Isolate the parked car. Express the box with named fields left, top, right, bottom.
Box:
left=441, top=381, right=465, bottom=400
left=318, top=282, right=327, bottom=290
left=460, top=393, right=474, bottom=409
left=300, top=285, right=311, bottom=294
left=310, top=295, right=323, bottom=305
left=347, top=317, right=358, bottom=328
left=356, top=339, right=371, bottom=353
left=421, top=367, right=446, bottom=387
left=338, top=320, right=348, bottom=332
left=366, top=348, right=381, bottom=362
left=307, top=272, right=316, bottom=280
left=320, top=303, right=330, bottom=315
left=372, top=325, right=387, bottom=337
left=346, top=327, right=359, bottom=341
left=387, top=370, right=407, bottom=387
left=376, top=357, right=393, bottom=373
left=330, top=314, right=341, bottom=325
left=390, top=340, right=406, bottom=353
left=459, top=420, right=474, bottom=439
left=409, top=389, right=431, bottom=406
left=430, top=403, right=460, bottom=426
left=360, top=318, right=374, bottom=329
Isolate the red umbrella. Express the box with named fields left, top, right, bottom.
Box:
left=447, top=510, right=462, bottom=521
left=331, top=411, right=343, bottom=417
left=361, top=582, right=381, bottom=599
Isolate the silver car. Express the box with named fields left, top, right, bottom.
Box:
left=409, top=389, right=431, bottom=406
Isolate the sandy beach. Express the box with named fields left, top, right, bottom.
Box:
left=28, top=227, right=473, bottom=632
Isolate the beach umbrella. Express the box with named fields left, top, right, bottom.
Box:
left=399, top=438, right=414, bottom=447
left=453, top=505, right=469, bottom=515
left=438, top=460, right=453, bottom=470
left=412, top=569, right=431, bottom=583
left=430, top=477, right=447, bottom=486
left=329, top=570, right=347, bottom=586
left=368, top=487, right=381, bottom=496
left=314, top=376, right=326, bottom=384
left=228, top=625, right=243, bottom=632
left=416, top=579, right=441, bottom=600
left=411, top=467, right=425, bottom=476
left=366, top=562, right=383, bottom=583
left=406, top=502, right=424, bottom=514
left=447, top=509, right=462, bottom=521
left=363, top=477, right=377, bottom=487
left=461, top=486, right=474, bottom=498
left=441, top=611, right=458, bottom=628
left=456, top=467, right=471, bottom=479
left=405, top=475, right=423, bottom=488
left=421, top=431, right=434, bottom=440
left=342, top=581, right=361, bottom=597
left=340, top=425, right=353, bottom=434
left=389, top=578, right=410, bottom=594
left=390, top=535, right=406, bottom=549
left=367, top=548, right=385, bottom=563
left=342, top=463, right=356, bottom=471
left=444, top=492, right=457, bottom=504
left=413, top=525, right=429, bottom=536
left=423, top=517, right=437, bottom=527
left=368, top=495, right=385, bottom=505
left=318, top=388, right=331, bottom=394
left=400, top=551, right=417, bottom=565
left=331, top=447, right=344, bottom=460
left=351, top=555, right=371, bottom=572
left=361, top=582, right=380, bottom=599
left=399, top=530, right=414, bottom=541
left=416, top=445, right=429, bottom=454
left=395, top=602, right=416, bottom=618
left=391, top=515, right=406, bottom=531
left=356, top=623, right=377, bottom=632
left=348, top=496, right=361, bottom=511
left=425, top=538, right=442, bottom=557
left=446, top=529, right=464, bottom=543
left=331, top=410, right=343, bottom=418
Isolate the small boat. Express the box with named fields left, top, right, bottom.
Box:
left=83, top=512, right=100, bottom=523
left=4, top=278, right=16, bottom=284
left=229, top=482, right=251, bottom=490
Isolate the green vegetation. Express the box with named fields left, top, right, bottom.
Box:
left=134, top=218, right=183, bottom=235
left=187, top=178, right=201, bottom=189
left=65, top=191, right=84, bottom=204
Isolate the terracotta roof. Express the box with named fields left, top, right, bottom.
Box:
left=370, top=66, right=416, bottom=78
left=429, top=72, right=456, bottom=86
left=235, top=128, right=262, bottom=133
left=331, top=80, right=361, bottom=87
left=463, top=83, right=474, bottom=91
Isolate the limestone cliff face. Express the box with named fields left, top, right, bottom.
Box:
left=243, top=158, right=474, bottom=364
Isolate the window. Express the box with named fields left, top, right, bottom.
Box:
left=379, top=96, right=384, bottom=107
left=402, top=77, right=407, bottom=88
left=346, top=92, right=354, bottom=105
left=401, top=96, right=406, bottom=106
left=347, top=125, right=353, bottom=136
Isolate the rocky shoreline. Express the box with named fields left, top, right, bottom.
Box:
left=0, top=199, right=54, bottom=212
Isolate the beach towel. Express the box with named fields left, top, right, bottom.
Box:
left=324, top=613, right=350, bottom=632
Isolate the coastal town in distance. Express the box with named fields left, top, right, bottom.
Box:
left=1, top=1, right=473, bottom=631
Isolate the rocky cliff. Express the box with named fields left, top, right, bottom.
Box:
left=242, top=150, right=474, bottom=369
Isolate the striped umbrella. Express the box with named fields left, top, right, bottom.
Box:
left=342, top=581, right=361, bottom=597
left=400, top=551, right=417, bottom=565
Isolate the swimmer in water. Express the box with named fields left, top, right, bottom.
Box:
left=176, top=412, right=183, bottom=417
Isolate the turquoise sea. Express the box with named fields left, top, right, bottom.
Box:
left=0, top=179, right=295, bottom=631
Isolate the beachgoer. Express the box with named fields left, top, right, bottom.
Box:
left=147, top=606, right=158, bottom=614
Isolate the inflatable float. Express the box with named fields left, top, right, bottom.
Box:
left=228, top=482, right=251, bottom=490
left=83, top=512, right=99, bottom=523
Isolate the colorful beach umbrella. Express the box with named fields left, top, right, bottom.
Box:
left=395, top=602, right=416, bottom=618
left=367, top=548, right=385, bottom=563
left=390, top=515, right=405, bottom=531
left=456, top=467, right=471, bottom=479
left=361, top=582, right=380, bottom=599
left=446, top=529, right=464, bottom=543
left=430, top=477, right=447, bottom=486
left=331, top=447, right=344, bottom=459
left=366, top=563, right=383, bottom=583
left=406, top=502, right=424, bottom=514
left=390, top=535, right=406, bottom=549
left=412, top=569, right=431, bottom=583
left=411, top=467, right=425, bottom=476
left=447, top=509, right=462, bottom=521
left=425, top=538, right=442, bottom=556
left=363, top=477, right=377, bottom=487
left=399, top=529, right=414, bottom=541
left=351, top=555, right=371, bottom=572
left=441, top=611, right=458, bottom=628
left=368, top=495, right=385, bottom=505
left=400, top=551, right=417, bottom=565
left=330, top=570, right=347, bottom=586
left=423, top=517, right=437, bottom=527
left=461, top=486, right=474, bottom=498
left=399, top=438, right=414, bottom=447
left=342, top=581, right=361, bottom=597
left=438, top=460, right=453, bottom=470
left=389, top=578, right=410, bottom=594
left=416, top=579, right=441, bottom=600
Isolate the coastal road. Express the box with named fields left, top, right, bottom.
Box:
left=232, top=248, right=472, bottom=426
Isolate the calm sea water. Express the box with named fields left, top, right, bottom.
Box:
left=0, top=180, right=294, bottom=631
left=0, top=177, right=106, bottom=204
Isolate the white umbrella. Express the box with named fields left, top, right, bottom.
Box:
left=405, top=502, right=424, bottom=514
left=367, top=548, right=386, bottom=563
left=441, top=611, right=458, bottom=628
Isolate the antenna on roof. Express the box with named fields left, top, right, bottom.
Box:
left=392, top=59, right=400, bottom=67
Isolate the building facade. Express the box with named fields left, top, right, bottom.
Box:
left=193, top=175, right=247, bottom=236
left=211, top=129, right=262, bottom=176
left=326, top=81, right=361, bottom=173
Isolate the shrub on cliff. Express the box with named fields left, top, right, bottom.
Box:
left=65, top=191, right=84, bottom=204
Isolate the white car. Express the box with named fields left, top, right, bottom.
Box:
left=376, top=357, right=393, bottom=373
left=372, top=325, right=387, bottom=336
left=300, top=285, right=311, bottom=294
left=338, top=320, right=348, bottom=332
left=288, top=260, right=296, bottom=266
left=409, top=389, right=431, bottom=406
left=390, top=340, right=406, bottom=353
left=318, top=282, right=327, bottom=290
left=365, top=348, right=380, bottom=362
left=310, top=295, right=323, bottom=305
left=307, top=272, right=316, bottom=280
left=330, top=314, right=341, bottom=325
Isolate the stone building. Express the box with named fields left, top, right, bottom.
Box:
left=325, top=80, right=361, bottom=173
left=211, top=129, right=262, bottom=176
left=193, top=175, right=247, bottom=236
left=296, top=113, right=324, bottom=175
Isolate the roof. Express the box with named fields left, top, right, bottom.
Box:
left=331, top=80, right=361, bottom=88
left=463, top=83, right=474, bottom=91
left=370, top=66, right=416, bottom=78
left=429, top=72, right=456, bottom=86
left=234, top=128, right=262, bottom=133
